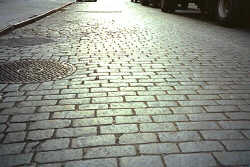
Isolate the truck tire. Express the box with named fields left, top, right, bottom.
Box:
left=161, top=0, right=177, bottom=13
left=216, top=0, right=241, bottom=26
left=141, top=0, right=149, bottom=6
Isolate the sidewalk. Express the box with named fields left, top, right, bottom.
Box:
left=0, top=0, right=74, bottom=32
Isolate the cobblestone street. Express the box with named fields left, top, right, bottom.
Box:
left=0, top=0, right=250, bottom=166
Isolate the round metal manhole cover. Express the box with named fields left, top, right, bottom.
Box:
left=0, top=59, right=76, bottom=83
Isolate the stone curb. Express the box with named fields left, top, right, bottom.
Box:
left=0, top=2, right=75, bottom=36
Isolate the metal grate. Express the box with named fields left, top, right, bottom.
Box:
left=0, top=59, right=76, bottom=83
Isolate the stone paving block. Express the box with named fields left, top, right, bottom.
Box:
left=37, top=138, right=70, bottom=151
left=213, top=151, right=250, bottom=166
left=65, top=158, right=118, bottom=167
left=38, top=105, right=75, bottom=112
left=70, top=84, right=100, bottom=88
left=2, top=84, right=21, bottom=92
left=44, top=94, right=76, bottom=100
left=35, top=149, right=82, bottom=163
left=26, top=90, right=59, bottom=96
left=147, top=86, right=173, bottom=91
left=4, top=131, right=26, bottom=143
left=239, top=105, right=250, bottom=112
left=73, top=117, right=113, bottom=127
left=0, top=102, right=15, bottom=109
left=187, top=113, right=228, bottom=121
left=201, top=130, right=245, bottom=140
left=3, top=96, right=26, bottom=102
left=26, top=96, right=43, bottom=101
left=218, top=121, right=250, bottom=130
left=38, top=163, right=62, bottom=167
left=157, top=95, right=187, bottom=101
left=147, top=101, right=178, bottom=107
left=59, top=98, right=90, bottom=105
left=135, top=108, right=171, bottom=115
left=72, top=135, right=115, bottom=148
left=61, top=88, right=89, bottom=94
left=179, top=141, right=224, bottom=152
left=79, top=92, right=107, bottom=98
left=110, top=102, right=147, bottom=109
left=92, top=97, right=123, bottom=103
left=56, top=127, right=97, bottom=137
left=108, top=91, right=136, bottom=96
left=216, top=100, right=248, bottom=105
left=110, top=79, right=137, bottom=83
left=120, top=156, right=164, bottom=167
left=137, top=91, right=166, bottom=96
left=164, top=153, right=217, bottom=167
left=222, top=140, right=250, bottom=151
left=20, top=84, right=39, bottom=91
left=6, top=123, right=26, bottom=132
left=3, top=91, right=25, bottom=97
left=29, top=120, right=71, bottom=130
left=102, top=83, right=129, bottom=87
left=79, top=104, right=108, bottom=110
left=152, top=114, right=188, bottom=122
left=91, top=87, right=118, bottom=92
left=18, top=100, right=57, bottom=107
left=120, top=87, right=146, bottom=91
left=125, top=96, right=155, bottom=102
left=53, top=110, right=95, bottom=119
left=226, top=112, right=250, bottom=120
left=84, top=145, right=136, bottom=158
left=0, top=107, right=37, bottom=115
left=0, top=143, right=25, bottom=155
left=158, top=131, right=201, bottom=142
left=101, top=124, right=138, bottom=134
left=177, top=122, right=220, bottom=130
left=178, top=100, right=217, bottom=106
left=167, top=90, right=197, bottom=95
left=0, top=153, right=33, bottom=167
left=97, top=109, right=133, bottom=116
left=187, top=95, right=220, bottom=100
left=140, top=123, right=176, bottom=132
left=11, top=113, right=50, bottom=122
left=27, top=129, right=54, bottom=140
left=119, top=133, right=157, bottom=144
left=204, top=105, right=239, bottom=112
left=116, top=116, right=152, bottom=123
left=139, top=143, right=179, bottom=154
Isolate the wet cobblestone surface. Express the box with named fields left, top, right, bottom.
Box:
left=1, top=0, right=250, bottom=166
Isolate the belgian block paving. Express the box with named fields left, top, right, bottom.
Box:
left=0, top=0, right=250, bottom=166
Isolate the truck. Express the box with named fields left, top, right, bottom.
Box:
left=139, top=0, right=250, bottom=26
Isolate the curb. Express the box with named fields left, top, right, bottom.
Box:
left=0, top=2, right=75, bottom=36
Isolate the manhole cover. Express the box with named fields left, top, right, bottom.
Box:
left=0, top=59, right=76, bottom=83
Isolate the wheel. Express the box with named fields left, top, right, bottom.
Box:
left=161, top=0, right=177, bottom=13
left=180, top=1, right=188, bottom=10
left=216, top=0, right=240, bottom=26
left=141, top=0, right=149, bottom=6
